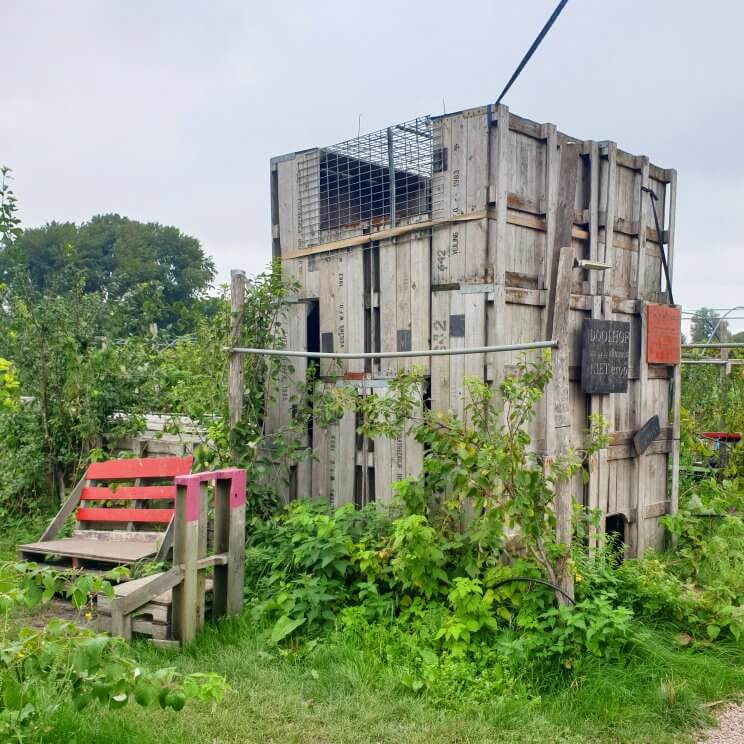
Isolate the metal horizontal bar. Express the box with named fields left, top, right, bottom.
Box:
left=681, top=359, right=744, bottom=365
left=682, top=343, right=744, bottom=349
left=226, top=340, right=558, bottom=360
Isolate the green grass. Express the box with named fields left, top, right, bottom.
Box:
left=40, top=614, right=744, bottom=744
left=3, top=519, right=743, bottom=743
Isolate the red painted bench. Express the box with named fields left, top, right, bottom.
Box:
left=18, top=455, right=193, bottom=568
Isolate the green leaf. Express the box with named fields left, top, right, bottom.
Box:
left=707, top=624, right=721, bottom=640
left=270, top=614, right=306, bottom=644
left=3, top=677, right=24, bottom=710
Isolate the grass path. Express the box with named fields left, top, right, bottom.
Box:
left=44, top=614, right=744, bottom=744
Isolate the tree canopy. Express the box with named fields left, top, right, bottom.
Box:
left=0, top=213, right=215, bottom=334
left=690, top=307, right=729, bottom=343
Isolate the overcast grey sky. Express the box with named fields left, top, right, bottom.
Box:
left=3, top=0, right=743, bottom=333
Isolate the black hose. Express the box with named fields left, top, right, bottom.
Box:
left=642, top=186, right=674, bottom=305
left=496, top=0, right=571, bottom=105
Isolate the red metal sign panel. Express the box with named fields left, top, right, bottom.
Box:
left=647, top=304, right=681, bottom=364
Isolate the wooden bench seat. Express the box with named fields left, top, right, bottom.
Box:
left=18, top=455, right=193, bottom=568
left=19, top=536, right=160, bottom=564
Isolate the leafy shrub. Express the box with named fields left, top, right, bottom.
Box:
left=518, top=596, right=634, bottom=670
left=435, top=578, right=497, bottom=656
left=390, top=515, right=448, bottom=601
left=0, top=561, right=228, bottom=741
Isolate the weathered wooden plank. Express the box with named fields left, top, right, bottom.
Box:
left=396, top=233, right=413, bottom=366
left=464, top=112, right=488, bottom=282
left=430, top=291, right=450, bottom=414
left=670, top=361, right=681, bottom=517
left=489, top=104, right=510, bottom=285
left=19, top=537, right=158, bottom=563
left=542, top=123, right=558, bottom=294
left=81, top=486, right=176, bottom=502
left=635, top=158, right=650, bottom=298
left=346, top=249, right=365, bottom=375
left=432, top=116, right=452, bottom=285
left=379, top=239, right=398, bottom=377
left=449, top=290, right=466, bottom=419
left=118, top=568, right=185, bottom=617
left=410, top=232, right=431, bottom=370
left=171, top=483, right=200, bottom=645
left=632, top=302, right=650, bottom=553
left=87, top=457, right=192, bottom=481
left=318, top=255, right=338, bottom=377
left=463, top=291, right=486, bottom=421
left=275, top=156, right=298, bottom=255
left=76, top=507, right=174, bottom=524
left=334, top=402, right=357, bottom=508
left=39, top=475, right=86, bottom=541
left=448, top=115, right=467, bottom=282
left=195, top=483, right=208, bottom=627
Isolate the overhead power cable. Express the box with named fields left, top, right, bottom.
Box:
left=495, top=0, right=570, bottom=105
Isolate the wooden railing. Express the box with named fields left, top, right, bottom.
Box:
left=110, top=468, right=246, bottom=644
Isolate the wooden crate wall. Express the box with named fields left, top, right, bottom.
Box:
left=269, top=104, right=677, bottom=555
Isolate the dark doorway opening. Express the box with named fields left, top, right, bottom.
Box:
left=306, top=300, right=320, bottom=447
left=605, top=513, right=627, bottom=561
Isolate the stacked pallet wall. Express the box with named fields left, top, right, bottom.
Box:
left=270, top=104, right=678, bottom=556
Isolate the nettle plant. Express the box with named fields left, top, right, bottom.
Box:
left=0, top=562, right=228, bottom=740
left=355, top=352, right=609, bottom=599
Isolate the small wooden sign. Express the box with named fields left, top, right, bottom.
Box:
left=581, top=319, right=630, bottom=394
left=647, top=304, right=681, bottom=365
left=633, top=415, right=661, bottom=456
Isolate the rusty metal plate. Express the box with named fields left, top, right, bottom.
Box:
left=647, top=304, right=681, bottom=365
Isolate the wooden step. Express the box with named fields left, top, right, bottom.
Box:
left=96, top=573, right=213, bottom=641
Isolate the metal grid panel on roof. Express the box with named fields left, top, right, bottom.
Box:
left=296, top=117, right=433, bottom=248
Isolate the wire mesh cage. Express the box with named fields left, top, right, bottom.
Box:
left=296, top=116, right=433, bottom=249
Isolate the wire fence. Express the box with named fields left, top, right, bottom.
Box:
left=296, top=117, right=433, bottom=249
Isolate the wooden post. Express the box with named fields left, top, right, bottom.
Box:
left=551, top=246, right=576, bottom=603
left=212, top=471, right=246, bottom=617
left=546, top=140, right=580, bottom=604
left=670, top=357, right=682, bottom=518
left=212, top=478, right=230, bottom=620
left=39, top=474, right=86, bottom=541
left=110, top=598, right=132, bottom=640
left=720, top=325, right=729, bottom=464
left=226, top=472, right=246, bottom=615
left=228, top=270, right=246, bottom=430
left=172, top=482, right=200, bottom=644
left=196, top=481, right=209, bottom=627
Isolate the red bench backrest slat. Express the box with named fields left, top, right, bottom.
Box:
left=76, top=507, right=175, bottom=524
left=81, top=486, right=177, bottom=502
left=86, top=456, right=193, bottom=481
left=76, top=456, right=192, bottom=528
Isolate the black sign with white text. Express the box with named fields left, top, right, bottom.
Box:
left=581, top=319, right=630, bottom=394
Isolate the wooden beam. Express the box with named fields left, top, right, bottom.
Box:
left=117, top=567, right=185, bottom=617
left=195, top=553, right=229, bottom=569
left=75, top=507, right=174, bottom=524
left=546, top=141, right=580, bottom=603
left=171, top=483, right=200, bottom=645
left=154, top=517, right=175, bottom=563
left=110, top=599, right=132, bottom=641
left=87, top=456, right=192, bottom=480
left=228, top=270, right=246, bottom=431
left=39, top=474, right=86, bottom=541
